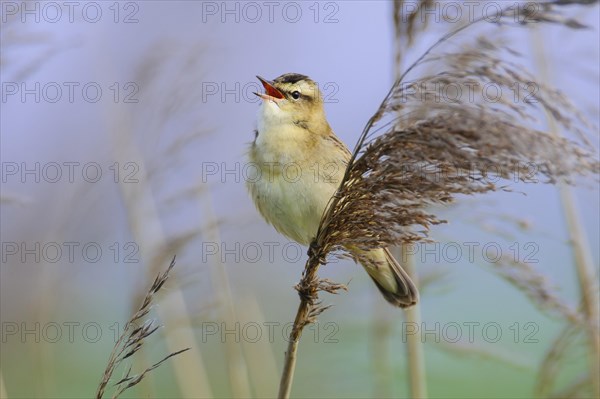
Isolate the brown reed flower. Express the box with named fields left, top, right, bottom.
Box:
left=96, top=257, right=190, bottom=399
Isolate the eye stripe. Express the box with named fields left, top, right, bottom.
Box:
left=283, top=90, right=313, bottom=102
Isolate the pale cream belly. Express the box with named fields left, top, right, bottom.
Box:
left=248, top=170, right=337, bottom=246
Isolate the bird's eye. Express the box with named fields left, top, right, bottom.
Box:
left=291, top=91, right=301, bottom=100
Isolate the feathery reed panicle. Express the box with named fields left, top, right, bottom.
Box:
left=96, top=257, right=190, bottom=399
left=536, top=323, right=590, bottom=398
left=490, top=257, right=582, bottom=324
left=393, top=0, right=434, bottom=68
left=393, top=0, right=434, bottom=46
left=278, top=2, right=599, bottom=398
left=323, top=45, right=597, bottom=254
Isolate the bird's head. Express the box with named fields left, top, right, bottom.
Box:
left=255, top=73, right=329, bottom=134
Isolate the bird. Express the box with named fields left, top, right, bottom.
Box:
left=246, top=73, right=418, bottom=308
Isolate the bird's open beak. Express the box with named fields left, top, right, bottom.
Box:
left=255, top=76, right=285, bottom=101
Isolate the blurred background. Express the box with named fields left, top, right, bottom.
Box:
left=1, top=1, right=599, bottom=398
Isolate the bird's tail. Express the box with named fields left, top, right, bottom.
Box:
left=356, top=247, right=419, bottom=308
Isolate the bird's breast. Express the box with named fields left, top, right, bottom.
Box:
left=247, top=126, right=343, bottom=245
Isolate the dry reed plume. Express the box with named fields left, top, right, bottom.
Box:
left=277, top=1, right=599, bottom=398
left=96, top=257, right=189, bottom=399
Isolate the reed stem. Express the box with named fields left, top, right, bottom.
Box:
left=399, top=246, right=428, bottom=399
left=277, top=256, right=322, bottom=399
left=531, top=26, right=600, bottom=399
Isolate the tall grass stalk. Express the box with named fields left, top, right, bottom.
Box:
left=240, top=298, right=279, bottom=398
left=531, top=26, right=600, bottom=398
left=0, top=370, right=7, bottom=399
left=277, top=255, right=346, bottom=399
left=108, top=110, right=212, bottom=398
left=398, top=247, right=428, bottom=399
left=371, top=303, right=393, bottom=398
left=200, top=191, right=252, bottom=398
left=392, top=5, right=429, bottom=394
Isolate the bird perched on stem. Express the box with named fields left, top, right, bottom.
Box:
left=247, top=73, right=418, bottom=307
